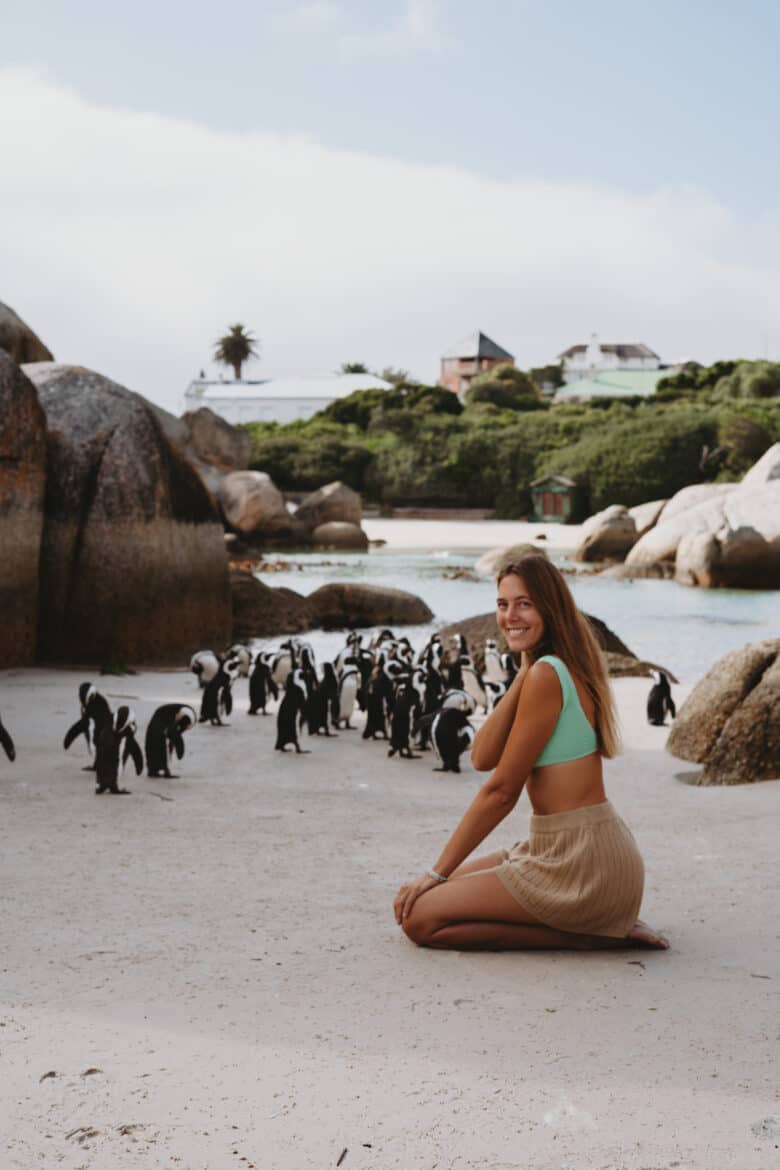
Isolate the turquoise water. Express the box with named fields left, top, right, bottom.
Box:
left=256, top=521, right=778, bottom=684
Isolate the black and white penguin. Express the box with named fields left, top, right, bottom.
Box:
left=647, top=670, right=676, bottom=726
left=440, top=687, right=477, bottom=715
left=94, top=706, right=143, bottom=794
left=145, top=704, right=197, bottom=778
left=190, top=650, right=220, bottom=689
left=320, top=662, right=340, bottom=731
left=362, top=657, right=393, bottom=740
left=334, top=632, right=362, bottom=674
left=501, top=652, right=518, bottom=683
left=275, top=669, right=310, bottom=753
left=430, top=707, right=475, bottom=773
left=270, top=640, right=296, bottom=688
left=334, top=660, right=360, bottom=729
left=387, top=681, right=421, bottom=759
left=485, top=680, right=508, bottom=711
left=63, top=683, right=113, bottom=769
left=0, top=713, right=15, bottom=761
left=483, top=639, right=505, bottom=684
left=462, top=660, right=488, bottom=713
left=248, top=653, right=278, bottom=715
left=199, top=655, right=240, bottom=726
left=225, top=643, right=253, bottom=678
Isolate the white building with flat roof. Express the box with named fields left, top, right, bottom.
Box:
left=183, top=372, right=393, bottom=425
left=559, top=334, right=661, bottom=383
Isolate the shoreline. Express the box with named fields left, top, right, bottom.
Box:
left=1, top=666, right=778, bottom=1169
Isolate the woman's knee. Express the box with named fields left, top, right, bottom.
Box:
left=401, top=906, right=437, bottom=946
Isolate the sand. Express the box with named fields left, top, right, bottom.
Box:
left=0, top=666, right=778, bottom=1170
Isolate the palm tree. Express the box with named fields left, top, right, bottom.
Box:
left=213, top=324, right=259, bottom=380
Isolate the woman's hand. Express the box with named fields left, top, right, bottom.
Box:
left=393, top=873, right=440, bottom=924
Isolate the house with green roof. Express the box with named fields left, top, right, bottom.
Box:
left=553, top=368, right=667, bottom=403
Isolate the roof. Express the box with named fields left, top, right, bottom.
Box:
left=441, top=331, right=514, bottom=361
left=530, top=474, right=577, bottom=488
left=554, top=369, right=666, bottom=401
left=558, top=342, right=660, bottom=361
left=185, top=373, right=393, bottom=402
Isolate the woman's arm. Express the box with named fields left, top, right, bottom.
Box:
left=470, top=653, right=530, bottom=771
left=396, top=664, right=562, bottom=921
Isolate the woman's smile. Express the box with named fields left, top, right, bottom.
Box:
left=496, top=574, right=545, bottom=652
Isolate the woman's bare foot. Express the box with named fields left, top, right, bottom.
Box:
left=627, top=920, right=669, bottom=949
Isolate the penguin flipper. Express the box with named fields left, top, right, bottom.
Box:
left=172, top=730, right=185, bottom=760
left=269, top=678, right=279, bottom=700
left=124, top=735, right=145, bottom=776
left=224, top=688, right=233, bottom=717
left=64, top=718, right=88, bottom=751
left=0, top=723, right=16, bottom=762
left=668, top=697, right=676, bottom=719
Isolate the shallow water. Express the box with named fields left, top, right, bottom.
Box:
left=255, top=520, right=778, bottom=684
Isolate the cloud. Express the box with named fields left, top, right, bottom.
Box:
left=338, top=0, right=452, bottom=59
left=1, top=65, right=779, bottom=414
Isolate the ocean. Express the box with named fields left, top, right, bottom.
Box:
left=252, top=519, right=778, bottom=684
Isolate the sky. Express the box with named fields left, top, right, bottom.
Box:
left=2, top=0, right=780, bottom=413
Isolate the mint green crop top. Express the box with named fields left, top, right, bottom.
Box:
left=534, top=655, right=599, bottom=766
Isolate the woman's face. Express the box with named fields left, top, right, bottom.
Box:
left=496, top=574, right=546, bottom=655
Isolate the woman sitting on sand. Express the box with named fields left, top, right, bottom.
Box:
left=394, top=556, right=668, bottom=951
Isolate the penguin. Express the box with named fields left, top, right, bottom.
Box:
left=190, top=650, right=220, bottom=689
left=248, top=653, right=278, bottom=715
left=483, top=639, right=506, bottom=684
left=275, top=669, right=310, bottom=753
left=63, top=683, right=113, bottom=770
left=485, top=680, right=507, bottom=711
left=501, top=652, right=518, bottom=683
left=94, top=706, right=143, bottom=794
left=430, top=707, right=475, bottom=773
left=145, top=704, right=197, bottom=778
left=440, top=687, right=477, bottom=715
left=647, top=670, right=676, bottom=726
left=334, top=632, right=362, bottom=674
left=0, top=713, right=15, bottom=761
left=447, top=636, right=467, bottom=689
left=225, top=643, right=253, bottom=677
left=334, top=660, right=359, bottom=729
left=270, top=640, right=296, bottom=688
left=387, top=681, right=421, bottom=760
left=362, top=658, right=393, bottom=740
left=320, top=662, right=340, bottom=731
left=462, top=660, right=488, bottom=713
left=199, top=655, right=239, bottom=726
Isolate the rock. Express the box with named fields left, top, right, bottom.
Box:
left=625, top=491, right=732, bottom=569
left=0, top=301, right=53, bottom=364
left=474, top=543, right=547, bottom=578
left=435, top=610, right=640, bottom=674
left=311, top=521, right=369, bottom=550
left=740, top=441, right=780, bottom=485
left=600, top=561, right=675, bottom=580
left=0, top=353, right=47, bottom=666
left=219, top=471, right=293, bottom=536
left=628, top=498, right=666, bottom=538
left=656, top=482, right=735, bottom=524
left=307, top=583, right=433, bottom=629
left=672, top=481, right=780, bottom=589
left=575, top=505, right=637, bottom=563
left=22, top=362, right=230, bottom=665
left=229, top=569, right=311, bottom=639
left=296, top=481, right=362, bottom=529
left=667, top=639, right=780, bottom=784
left=181, top=407, right=251, bottom=471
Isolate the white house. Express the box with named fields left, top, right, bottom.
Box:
left=182, top=372, right=393, bottom=425
left=559, top=334, right=661, bottom=383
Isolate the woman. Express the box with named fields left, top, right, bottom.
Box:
left=394, top=556, right=668, bottom=951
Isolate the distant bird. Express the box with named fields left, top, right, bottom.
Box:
left=0, top=713, right=15, bottom=761
left=647, top=670, right=676, bottom=726
left=225, top=643, right=253, bottom=677
left=483, top=639, right=505, bottom=684
left=145, top=704, right=197, bottom=778
left=275, top=669, right=310, bottom=753
left=63, top=683, right=113, bottom=770
left=387, top=681, right=421, bottom=760
left=95, top=706, right=143, bottom=795
left=248, top=653, right=278, bottom=715
left=334, top=660, right=360, bottom=729
left=199, top=655, right=239, bottom=726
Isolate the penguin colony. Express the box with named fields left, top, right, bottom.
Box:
left=1, top=636, right=674, bottom=787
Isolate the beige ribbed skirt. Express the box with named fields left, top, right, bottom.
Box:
left=494, top=800, right=644, bottom=938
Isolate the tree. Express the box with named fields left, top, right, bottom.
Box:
left=213, top=324, right=259, bottom=380
left=340, top=362, right=369, bottom=374
left=464, top=363, right=543, bottom=411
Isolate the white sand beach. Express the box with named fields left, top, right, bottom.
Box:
left=1, top=666, right=778, bottom=1170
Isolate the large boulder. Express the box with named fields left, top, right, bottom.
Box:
left=307, top=583, right=433, bottom=629
left=0, top=353, right=47, bottom=666
left=230, top=569, right=311, bottom=639
left=0, top=301, right=53, bottom=364
left=474, top=543, right=547, bottom=578
left=22, top=363, right=230, bottom=665
left=628, top=498, right=666, bottom=538
left=740, top=441, right=780, bottom=485
left=575, top=505, right=637, bottom=563
left=295, top=481, right=362, bottom=529
left=311, top=521, right=369, bottom=550
left=219, top=471, right=307, bottom=543
left=625, top=490, right=733, bottom=570
left=667, top=640, right=780, bottom=784
left=180, top=407, right=251, bottom=471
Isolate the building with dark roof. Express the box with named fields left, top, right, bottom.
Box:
left=438, top=330, right=514, bottom=395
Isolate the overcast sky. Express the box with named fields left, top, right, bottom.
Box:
left=3, top=0, right=780, bottom=412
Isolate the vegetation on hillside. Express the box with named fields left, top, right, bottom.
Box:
left=241, top=359, right=780, bottom=518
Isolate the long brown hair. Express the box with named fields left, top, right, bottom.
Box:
left=497, top=556, right=621, bottom=757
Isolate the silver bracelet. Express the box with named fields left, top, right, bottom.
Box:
left=427, top=868, right=448, bottom=883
